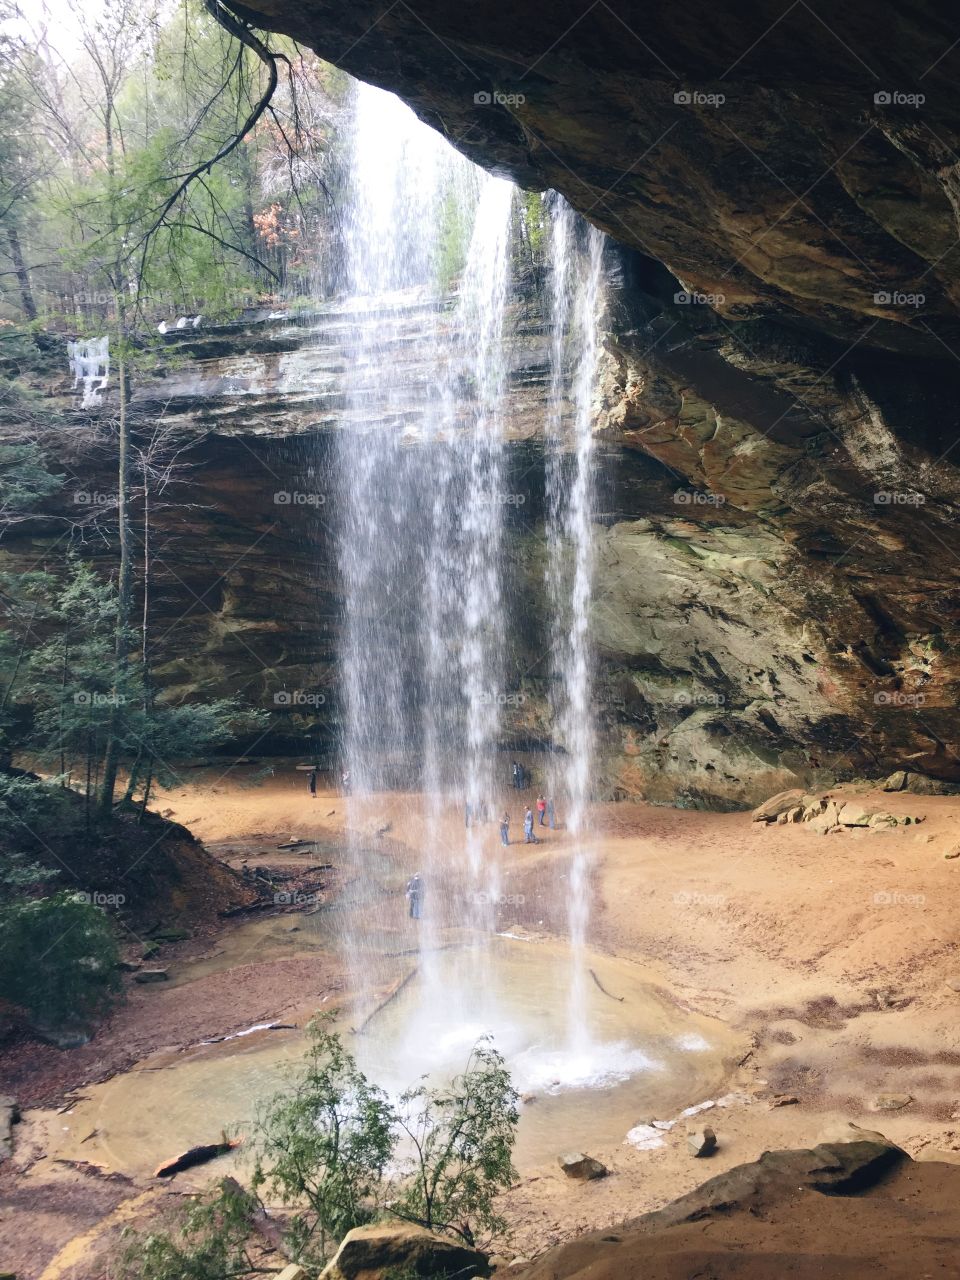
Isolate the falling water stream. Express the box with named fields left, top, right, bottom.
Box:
left=334, top=84, right=654, bottom=1097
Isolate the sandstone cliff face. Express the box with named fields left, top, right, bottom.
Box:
left=8, top=268, right=956, bottom=809
left=198, top=0, right=960, bottom=804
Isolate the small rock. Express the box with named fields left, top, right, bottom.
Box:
left=687, top=1125, right=717, bottom=1156
left=872, top=1093, right=913, bottom=1112
left=134, top=968, right=169, bottom=984
left=117, top=959, right=141, bottom=972
left=141, top=942, right=161, bottom=959
left=520, top=1093, right=537, bottom=1105
left=770, top=1094, right=800, bottom=1108
left=945, top=848, right=960, bottom=860
left=868, top=812, right=899, bottom=830
left=558, top=1151, right=608, bottom=1180
left=945, top=977, right=960, bottom=992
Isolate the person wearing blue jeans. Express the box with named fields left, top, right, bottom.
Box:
left=500, top=812, right=510, bottom=845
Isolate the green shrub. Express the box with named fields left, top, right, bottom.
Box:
left=0, top=891, right=121, bottom=1029
left=251, top=1015, right=395, bottom=1267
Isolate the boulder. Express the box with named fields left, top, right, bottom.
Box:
left=751, top=789, right=805, bottom=822
left=319, top=1223, right=489, bottom=1279
left=0, top=1095, right=20, bottom=1160
left=558, top=1151, right=608, bottom=1180
left=882, top=771, right=908, bottom=792
left=134, top=968, right=169, bottom=983
left=808, top=802, right=842, bottom=835
left=687, top=1126, right=718, bottom=1157
left=646, top=1135, right=908, bottom=1228
left=837, top=803, right=871, bottom=826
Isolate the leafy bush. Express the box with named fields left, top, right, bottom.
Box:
left=251, top=1015, right=395, bottom=1266
left=0, top=890, right=120, bottom=1029
left=392, top=1040, right=519, bottom=1244
left=119, top=1178, right=255, bottom=1280
left=119, top=1020, right=520, bottom=1278
left=0, top=772, right=72, bottom=878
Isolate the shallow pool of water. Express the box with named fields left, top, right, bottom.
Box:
left=53, top=936, right=739, bottom=1179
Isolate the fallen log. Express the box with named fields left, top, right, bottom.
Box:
left=154, top=1136, right=242, bottom=1179
left=589, top=968, right=625, bottom=1003
left=354, top=966, right=417, bottom=1035
left=219, top=899, right=274, bottom=918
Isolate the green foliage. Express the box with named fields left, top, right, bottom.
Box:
left=392, top=1039, right=519, bottom=1245
left=436, top=179, right=477, bottom=293
left=0, top=442, right=65, bottom=513
left=252, top=1014, right=396, bottom=1266
left=119, top=1178, right=256, bottom=1280
left=0, top=556, right=267, bottom=811
left=0, top=890, right=120, bottom=1028
left=0, top=772, right=70, bottom=875
left=521, top=191, right=547, bottom=257
left=119, top=1022, right=520, bottom=1277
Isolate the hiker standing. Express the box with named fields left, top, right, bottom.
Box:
left=308, top=767, right=318, bottom=797
left=500, top=811, right=510, bottom=846
left=536, top=793, right=546, bottom=825
left=406, top=872, right=424, bottom=920
left=547, top=796, right=556, bottom=829
left=524, top=806, right=537, bottom=843
left=512, top=761, right=522, bottom=790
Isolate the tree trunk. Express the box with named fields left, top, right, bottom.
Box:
left=97, top=308, right=133, bottom=816
left=6, top=222, right=37, bottom=322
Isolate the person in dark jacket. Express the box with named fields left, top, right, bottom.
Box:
left=406, top=872, right=424, bottom=920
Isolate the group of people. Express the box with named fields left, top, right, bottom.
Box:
left=511, top=760, right=531, bottom=790
left=499, top=793, right=555, bottom=846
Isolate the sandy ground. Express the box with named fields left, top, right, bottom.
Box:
left=3, top=764, right=960, bottom=1276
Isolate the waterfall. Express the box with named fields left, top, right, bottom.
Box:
left=545, top=201, right=606, bottom=1047
left=336, top=83, right=513, bottom=1017
left=67, top=336, right=110, bottom=407
left=334, top=80, right=627, bottom=1096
